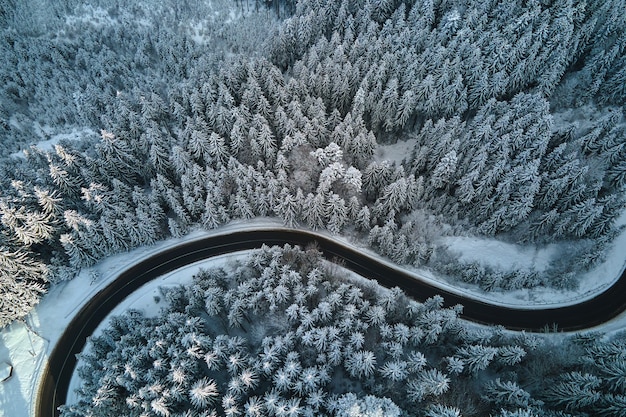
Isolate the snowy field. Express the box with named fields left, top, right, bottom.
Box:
left=1, top=216, right=626, bottom=417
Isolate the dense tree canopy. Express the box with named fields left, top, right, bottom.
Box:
left=60, top=245, right=626, bottom=416
left=0, top=0, right=625, bottom=332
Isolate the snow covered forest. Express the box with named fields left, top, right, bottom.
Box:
left=1, top=0, right=626, bottom=415
left=61, top=245, right=626, bottom=417
left=3, top=0, right=626, bottom=326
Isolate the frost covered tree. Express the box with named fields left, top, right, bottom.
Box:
left=407, top=369, right=450, bottom=402
left=275, top=188, right=300, bottom=227
left=484, top=379, right=532, bottom=409
left=455, top=345, right=499, bottom=375
left=425, top=404, right=462, bottom=417
left=544, top=372, right=601, bottom=412
left=0, top=248, right=48, bottom=327
left=189, top=377, right=220, bottom=408
left=329, top=393, right=402, bottom=417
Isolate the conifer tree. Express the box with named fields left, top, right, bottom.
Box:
left=0, top=248, right=48, bottom=327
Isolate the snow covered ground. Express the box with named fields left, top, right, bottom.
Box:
left=374, top=138, right=414, bottom=164
left=0, top=321, right=46, bottom=417
left=1, top=218, right=626, bottom=417
left=440, top=209, right=626, bottom=308
left=9, top=124, right=95, bottom=159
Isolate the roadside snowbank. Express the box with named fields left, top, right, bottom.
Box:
left=441, top=210, right=626, bottom=308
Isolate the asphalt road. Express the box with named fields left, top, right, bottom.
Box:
left=35, top=228, right=626, bottom=417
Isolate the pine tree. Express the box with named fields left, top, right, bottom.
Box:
left=230, top=115, right=249, bottom=157
left=431, top=150, right=458, bottom=189
left=49, top=164, right=81, bottom=197
left=201, top=193, right=222, bottom=230
left=600, top=394, right=626, bottom=417
left=189, top=128, right=211, bottom=162
left=330, top=394, right=401, bottom=417
left=231, top=193, right=255, bottom=220
left=593, top=355, right=626, bottom=393
left=484, top=378, right=531, bottom=408
left=149, top=139, right=172, bottom=176
left=170, top=145, right=194, bottom=177
left=607, top=160, right=626, bottom=189
left=325, top=193, right=348, bottom=234
left=564, top=198, right=604, bottom=238
left=0, top=248, right=48, bottom=328
left=60, top=232, right=97, bottom=268
left=406, top=368, right=450, bottom=402
left=208, top=132, right=229, bottom=166
left=545, top=372, right=601, bottom=412
left=380, top=360, right=409, bottom=382
left=492, top=409, right=538, bottom=417
left=446, top=356, right=464, bottom=375
left=373, top=177, right=410, bottom=217
left=355, top=205, right=371, bottom=231
left=34, top=187, right=63, bottom=216
left=244, top=396, right=265, bottom=417
left=344, top=350, right=377, bottom=379
left=275, top=188, right=300, bottom=228
left=425, top=404, right=462, bottom=417
left=96, top=129, right=141, bottom=183
left=497, top=345, right=527, bottom=366
left=362, top=161, right=394, bottom=201
left=455, top=345, right=498, bottom=375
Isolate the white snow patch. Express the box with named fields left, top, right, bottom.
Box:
left=64, top=6, right=119, bottom=28
left=226, top=8, right=240, bottom=24
left=551, top=103, right=623, bottom=135
left=188, top=21, right=212, bottom=45
left=375, top=138, right=415, bottom=165
left=185, top=0, right=262, bottom=45
left=10, top=126, right=94, bottom=159
left=443, top=236, right=559, bottom=272
left=0, top=321, right=46, bottom=417
left=0, top=363, right=11, bottom=382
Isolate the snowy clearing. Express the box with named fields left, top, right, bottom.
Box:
left=375, top=138, right=415, bottom=165
left=442, top=236, right=560, bottom=272
left=440, top=210, right=626, bottom=308
left=9, top=125, right=94, bottom=159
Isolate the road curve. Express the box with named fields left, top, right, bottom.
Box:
left=35, top=228, right=626, bottom=417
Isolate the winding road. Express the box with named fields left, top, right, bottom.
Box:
left=35, top=228, right=626, bottom=417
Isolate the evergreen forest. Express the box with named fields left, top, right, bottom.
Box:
left=61, top=245, right=626, bottom=416
left=1, top=0, right=626, bottom=414
left=1, top=0, right=626, bottom=325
